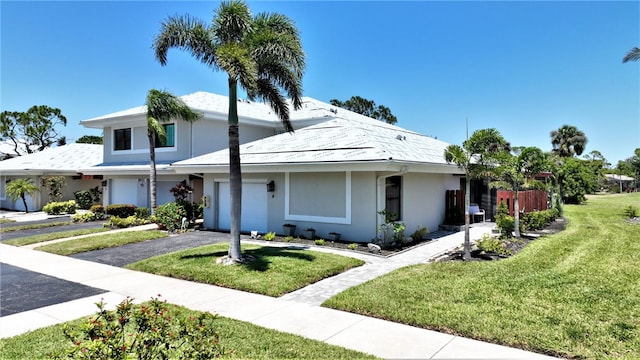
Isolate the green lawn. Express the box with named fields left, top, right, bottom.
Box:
left=127, top=243, right=365, bottom=297
left=36, top=230, right=168, bottom=255
left=0, top=304, right=375, bottom=359
left=3, top=227, right=111, bottom=246
left=0, top=221, right=71, bottom=232
left=324, top=193, right=640, bottom=359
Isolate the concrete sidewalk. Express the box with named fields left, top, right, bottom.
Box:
left=0, top=231, right=555, bottom=359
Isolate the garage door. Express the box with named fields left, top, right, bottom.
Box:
left=218, top=182, right=267, bottom=233
left=110, top=179, right=139, bottom=206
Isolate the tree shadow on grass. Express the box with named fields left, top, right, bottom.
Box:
left=179, top=246, right=316, bottom=272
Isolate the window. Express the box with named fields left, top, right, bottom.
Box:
left=155, top=123, right=175, bottom=148
left=114, top=128, right=131, bottom=151
left=385, top=176, right=402, bottom=221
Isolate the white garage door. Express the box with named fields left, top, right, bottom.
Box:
left=218, top=182, right=267, bottom=233
left=110, top=179, right=139, bottom=206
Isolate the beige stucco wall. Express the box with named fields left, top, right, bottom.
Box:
left=201, top=171, right=379, bottom=243
left=401, top=173, right=451, bottom=235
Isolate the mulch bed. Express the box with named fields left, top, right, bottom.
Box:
left=250, top=231, right=453, bottom=258
left=437, top=217, right=568, bottom=262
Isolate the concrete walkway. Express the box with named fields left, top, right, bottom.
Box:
left=0, top=220, right=556, bottom=359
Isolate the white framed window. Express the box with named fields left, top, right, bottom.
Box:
left=155, top=123, right=175, bottom=148
left=113, top=128, right=132, bottom=151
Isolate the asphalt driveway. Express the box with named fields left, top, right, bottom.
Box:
left=0, top=263, right=107, bottom=317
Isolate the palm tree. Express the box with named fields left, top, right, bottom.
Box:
left=444, top=128, right=508, bottom=260
left=623, top=47, right=640, bottom=63
left=153, top=0, right=305, bottom=263
left=550, top=125, right=587, bottom=157
left=491, top=146, right=547, bottom=238
left=146, top=89, right=201, bottom=215
left=5, top=178, right=39, bottom=213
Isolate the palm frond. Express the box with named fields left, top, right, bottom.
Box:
left=216, top=43, right=258, bottom=91
left=153, top=15, right=218, bottom=68
left=212, top=0, right=253, bottom=43
left=252, top=79, right=292, bottom=131
left=147, top=117, right=167, bottom=143
left=622, top=47, right=640, bottom=63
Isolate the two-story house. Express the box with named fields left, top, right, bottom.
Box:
left=78, top=91, right=329, bottom=208
left=78, top=91, right=468, bottom=242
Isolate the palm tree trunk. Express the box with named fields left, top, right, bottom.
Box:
left=228, top=78, right=243, bottom=261
left=148, top=130, right=157, bottom=215
left=463, top=176, right=471, bottom=261
left=513, top=186, right=521, bottom=238
left=21, top=194, right=29, bottom=213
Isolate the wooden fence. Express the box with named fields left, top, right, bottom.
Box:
left=496, top=190, right=548, bottom=216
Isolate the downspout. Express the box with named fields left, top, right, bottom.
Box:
left=375, top=165, right=409, bottom=231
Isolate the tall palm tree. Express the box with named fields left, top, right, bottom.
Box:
left=491, top=146, right=547, bottom=238
left=153, top=0, right=305, bottom=262
left=5, top=178, right=39, bottom=213
left=550, top=125, right=587, bottom=157
left=146, top=89, right=201, bottom=215
left=623, top=47, right=640, bottom=63
left=444, top=128, right=508, bottom=260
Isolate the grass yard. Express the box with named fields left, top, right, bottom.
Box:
left=324, top=193, right=640, bottom=359
left=3, top=227, right=111, bottom=246
left=0, top=303, right=375, bottom=359
left=36, top=230, right=168, bottom=255
left=0, top=221, right=71, bottom=232
left=127, top=243, right=365, bottom=297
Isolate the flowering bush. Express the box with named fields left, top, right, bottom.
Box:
left=57, top=296, right=227, bottom=359
left=154, top=201, right=187, bottom=232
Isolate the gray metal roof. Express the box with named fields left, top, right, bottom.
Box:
left=0, top=144, right=103, bottom=175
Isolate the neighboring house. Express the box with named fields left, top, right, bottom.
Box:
left=0, top=143, right=103, bottom=211
left=605, top=174, right=635, bottom=192
left=172, top=117, right=463, bottom=242
left=0, top=140, right=33, bottom=160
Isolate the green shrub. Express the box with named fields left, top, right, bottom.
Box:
left=155, top=202, right=187, bottom=232
left=57, top=296, right=227, bottom=360
left=73, top=190, right=93, bottom=210
left=522, top=208, right=561, bottom=231
left=107, top=215, right=152, bottom=228
left=42, top=200, right=78, bottom=215
left=315, top=238, right=326, bottom=246
left=348, top=243, right=358, bottom=250
left=73, top=186, right=102, bottom=209
left=106, top=204, right=136, bottom=218
left=135, top=207, right=150, bottom=219
left=476, top=234, right=512, bottom=256
left=90, top=204, right=105, bottom=215
left=411, top=226, right=429, bottom=241
left=624, top=205, right=638, bottom=219
left=284, top=236, right=293, bottom=242
left=264, top=231, right=276, bottom=241
left=72, top=212, right=97, bottom=223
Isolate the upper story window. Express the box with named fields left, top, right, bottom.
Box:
left=155, top=123, right=175, bottom=148
left=114, top=128, right=131, bottom=151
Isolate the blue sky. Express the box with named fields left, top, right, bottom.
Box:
left=2, top=1, right=638, bottom=165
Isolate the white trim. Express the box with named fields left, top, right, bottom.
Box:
left=284, top=171, right=352, bottom=225
left=111, top=126, right=134, bottom=154
left=213, top=178, right=268, bottom=184
left=110, top=123, right=178, bottom=156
